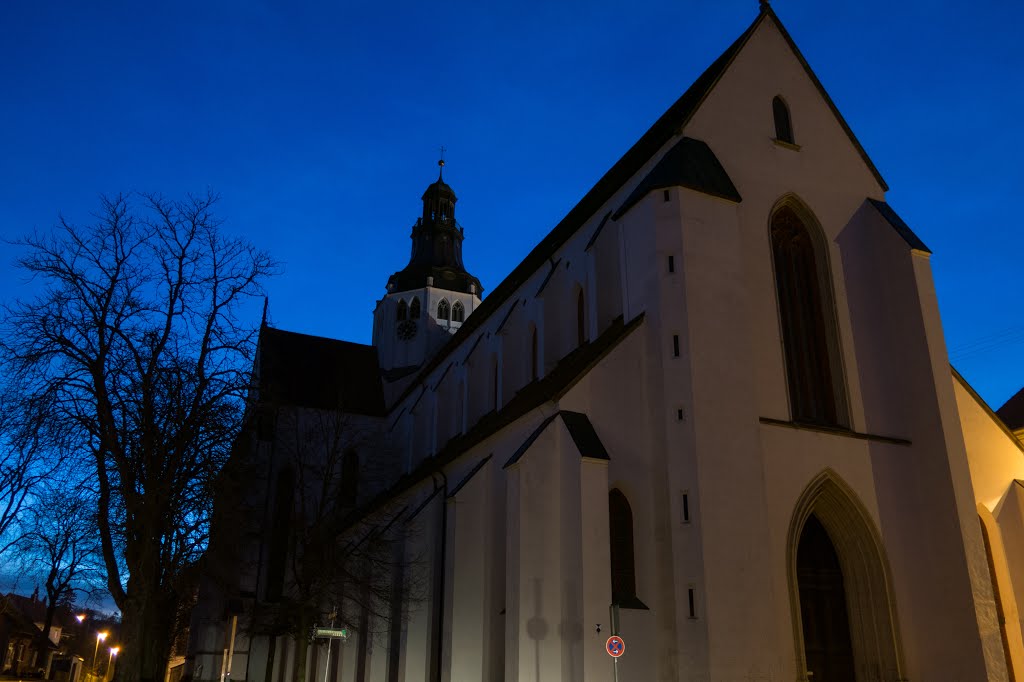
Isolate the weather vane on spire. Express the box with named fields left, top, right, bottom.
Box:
left=438, top=145, right=447, bottom=179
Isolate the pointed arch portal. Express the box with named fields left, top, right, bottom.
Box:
left=788, top=471, right=904, bottom=682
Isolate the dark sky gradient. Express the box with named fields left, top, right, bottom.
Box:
left=2, top=1, right=1022, bottom=408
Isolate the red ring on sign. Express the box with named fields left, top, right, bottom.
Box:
left=606, top=635, right=625, bottom=658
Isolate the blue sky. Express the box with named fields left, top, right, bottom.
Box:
left=2, top=0, right=1023, bottom=408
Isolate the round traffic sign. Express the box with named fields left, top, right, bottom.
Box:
left=606, top=635, right=625, bottom=658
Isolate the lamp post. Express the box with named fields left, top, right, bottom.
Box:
left=93, top=631, right=109, bottom=675
left=106, top=647, right=120, bottom=680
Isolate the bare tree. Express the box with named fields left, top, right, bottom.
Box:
left=20, top=480, right=102, bottom=665
left=0, top=193, right=276, bottom=682
left=265, top=407, right=420, bottom=682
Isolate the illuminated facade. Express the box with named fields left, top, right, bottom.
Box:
left=188, top=5, right=1024, bottom=681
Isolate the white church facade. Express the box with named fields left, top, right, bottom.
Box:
left=186, top=5, right=1024, bottom=681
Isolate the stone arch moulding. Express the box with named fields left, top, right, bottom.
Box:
left=787, top=469, right=905, bottom=682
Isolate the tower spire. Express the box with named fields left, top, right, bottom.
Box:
left=385, top=161, right=482, bottom=296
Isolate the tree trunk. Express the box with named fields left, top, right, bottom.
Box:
left=291, top=610, right=311, bottom=682
left=115, top=590, right=176, bottom=682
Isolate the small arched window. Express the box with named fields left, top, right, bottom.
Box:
left=771, top=204, right=844, bottom=426
left=773, top=96, right=794, bottom=144
left=409, top=297, right=421, bottom=319
left=576, top=290, right=586, bottom=346
left=609, top=489, right=638, bottom=605
left=452, top=301, right=465, bottom=323
left=530, top=327, right=539, bottom=381
left=437, top=299, right=450, bottom=321
left=396, top=299, right=408, bottom=321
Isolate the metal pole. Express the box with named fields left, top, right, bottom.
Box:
left=610, top=604, right=621, bottom=682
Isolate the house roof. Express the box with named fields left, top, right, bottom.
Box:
left=257, top=326, right=385, bottom=416
left=388, top=6, right=886, bottom=411
left=997, top=385, right=1024, bottom=431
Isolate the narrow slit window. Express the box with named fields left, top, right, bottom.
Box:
left=577, top=290, right=586, bottom=346
left=530, top=327, right=539, bottom=381
left=682, top=492, right=690, bottom=523
left=663, top=189, right=671, bottom=202
left=668, top=255, right=675, bottom=273
left=672, top=335, right=680, bottom=357
left=688, top=587, right=696, bottom=618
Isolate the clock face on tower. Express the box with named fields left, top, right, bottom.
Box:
left=397, top=319, right=418, bottom=341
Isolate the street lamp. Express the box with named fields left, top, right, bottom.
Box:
left=93, top=631, right=109, bottom=675
left=106, top=647, right=120, bottom=679
left=76, top=614, right=86, bottom=624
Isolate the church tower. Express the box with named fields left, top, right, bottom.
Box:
left=373, top=160, right=482, bottom=376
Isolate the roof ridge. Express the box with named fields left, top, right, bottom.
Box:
left=384, top=13, right=764, bottom=412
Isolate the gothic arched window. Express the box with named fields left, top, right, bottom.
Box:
left=437, top=299, right=451, bottom=321
left=452, top=301, right=465, bottom=323
left=396, top=299, right=408, bottom=321
left=409, top=297, right=421, bottom=319
left=773, top=96, right=794, bottom=144
left=609, top=489, right=637, bottom=605
left=771, top=204, right=845, bottom=426
left=577, top=290, right=586, bottom=346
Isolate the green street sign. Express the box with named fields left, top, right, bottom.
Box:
left=313, top=627, right=349, bottom=640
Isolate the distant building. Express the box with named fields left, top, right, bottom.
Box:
left=187, top=5, right=1024, bottom=681
left=0, top=593, right=61, bottom=676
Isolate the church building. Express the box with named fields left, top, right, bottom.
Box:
left=186, top=4, right=1024, bottom=681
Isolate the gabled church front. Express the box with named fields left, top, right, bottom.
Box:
left=186, top=5, right=1024, bottom=681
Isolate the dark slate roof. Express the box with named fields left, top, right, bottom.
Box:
left=612, top=137, right=741, bottom=220
left=504, top=410, right=610, bottom=468
left=867, top=199, right=931, bottom=253
left=560, top=411, right=611, bottom=460
left=997, top=386, right=1024, bottom=431
left=258, top=326, right=385, bottom=416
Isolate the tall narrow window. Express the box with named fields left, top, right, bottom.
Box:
left=771, top=204, right=844, bottom=426
left=773, top=96, right=794, bottom=144
left=530, top=327, right=538, bottom=381
left=492, top=357, right=499, bottom=411
left=265, top=467, right=294, bottom=602
left=437, top=299, right=450, bottom=321
left=609, top=489, right=637, bottom=605
left=396, top=299, right=408, bottom=321
left=340, top=450, right=360, bottom=503
left=452, top=301, right=465, bottom=323
left=577, top=290, right=586, bottom=346
left=409, top=297, right=421, bottom=319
